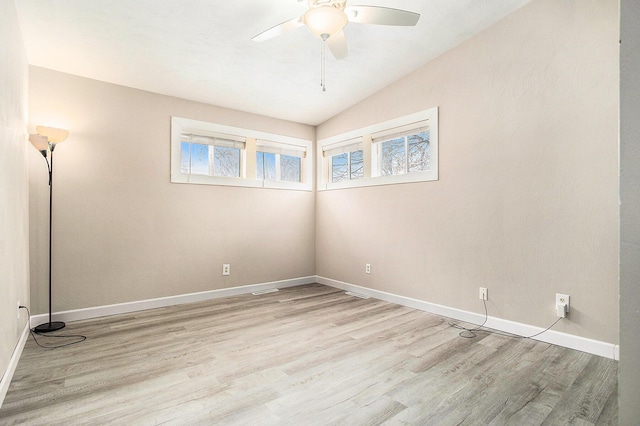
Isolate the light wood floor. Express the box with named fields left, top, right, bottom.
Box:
left=1, top=284, right=617, bottom=425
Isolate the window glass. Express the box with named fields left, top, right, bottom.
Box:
left=256, top=151, right=264, bottom=179
left=381, top=137, right=406, bottom=176
left=281, top=155, right=301, bottom=182
left=181, top=142, right=190, bottom=174
left=213, top=146, right=241, bottom=177
left=408, top=131, right=430, bottom=173
left=350, top=150, right=364, bottom=180
left=331, top=153, right=348, bottom=183
left=180, top=142, right=210, bottom=175
left=180, top=142, right=241, bottom=177
left=257, top=151, right=276, bottom=180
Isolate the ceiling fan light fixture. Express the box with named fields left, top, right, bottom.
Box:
left=304, top=6, right=348, bottom=39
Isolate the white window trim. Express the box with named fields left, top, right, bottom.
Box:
left=322, top=137, right=363, bottom=157
left=317, top=107, right=438, bottom=191
left=171, top=117, right=312, bottom=191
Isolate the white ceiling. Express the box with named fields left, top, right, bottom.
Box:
left=16, top=0, right=531, bottom=126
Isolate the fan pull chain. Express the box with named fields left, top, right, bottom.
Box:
left=321, top=34, right=328, bottom=92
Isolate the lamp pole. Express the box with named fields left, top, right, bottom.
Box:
left=29, top=128, right=68, bottom=333
left=33, top=142, right=65, bottom=333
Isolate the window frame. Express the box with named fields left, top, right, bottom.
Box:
left=374, top=127, right=431, bottom=177
left=255, top=139, right=306, bottom=185
left=171, top=116, right=312, bottom=191
left=317, top=107, right=438, bottom=191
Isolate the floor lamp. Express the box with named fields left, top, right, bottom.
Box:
left=29, top=126, right=69, bottom=333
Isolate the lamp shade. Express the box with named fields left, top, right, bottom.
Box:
left=304, top=6, right=348, bottom=39
left=29, top=134, right=50, bottom=151
left=36, top=126, right=69, bottom=143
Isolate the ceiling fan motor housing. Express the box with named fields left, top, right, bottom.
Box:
left=307, top=0, right=347, bottom=9
left=304, top=4, right=348, bottom=39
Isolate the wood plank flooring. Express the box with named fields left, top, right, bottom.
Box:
left=1, top=284, right=618, bottom=425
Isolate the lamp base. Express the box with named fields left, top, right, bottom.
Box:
left=33, top=321, right=65, bottom=333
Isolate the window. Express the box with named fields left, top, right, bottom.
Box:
left=281, top=155, right=301, bottom=182
left=180, top=135, right=244, bottom=178
left=380, top=138, right=405, bottom=176
left=317, top=107, right=438, bottom=190
left=256, top=151, right=302, bottom=183
left=214, top=146, right=241, bottom=177
left=171, top=117, right=312, bottom=191
left=331, top=150, right=363, bottom=183
left=255, top=140, right=306, bottom=184
left=376, top=129, right=430, bottom=176
left=331, top=153, right=348, bottom=182
left=350, top=150, right=364, bottom=180
left=322, top=138, right=364, bottom=184
left=256, top=151, right=276, bottom=181
left=181, top=142, right=208, bottom=175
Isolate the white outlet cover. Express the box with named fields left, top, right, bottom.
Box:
left=479, top=287, right=488, bottom=300
left=556, top=293, right=570, bottom=312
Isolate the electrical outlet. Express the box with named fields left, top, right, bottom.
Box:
left=479, top=287, right=488, bottom=301
left=365, top=263, right=371, bottom=274
left=222, top=264, right=230, bottom=276
left=556, top=293, right=570, bottom=317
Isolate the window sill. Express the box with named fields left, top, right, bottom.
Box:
left=171, top=174, right=312, bottom=191
left=320, top=169, right=438, bottom=191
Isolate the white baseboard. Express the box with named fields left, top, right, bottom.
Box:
left=30, top=276, right=315, bottom=327
left=0, top=322, right=30, bottom=409
left=316, top=275, right=619, bottom=360
left=25, top=275, right=619, bottom=361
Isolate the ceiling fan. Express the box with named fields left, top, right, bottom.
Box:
left=252, top=0, right=421, bottom=61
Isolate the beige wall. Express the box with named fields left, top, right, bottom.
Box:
left=316, top=0, right=619, bottom=344
left=0, top=0, right=30, bottom=386
left=28, top=67, right=316, bottom=313
left=620, top=0, right=640, bottom=421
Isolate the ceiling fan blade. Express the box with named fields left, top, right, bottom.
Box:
left=345, top=6, right=420, bottom=26
left=327, top=31, right=348, bottom=60
left=252, top=16, right=304, bottom=42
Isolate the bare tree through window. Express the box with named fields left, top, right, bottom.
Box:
left=381, top=137, right=406, bottom=176
left=408, top=131, right=430, bottom=172
left=380, top=131, right=430, bottom=176
left=213, top=146, right=240, bottom=177
left=331, top=150, right=363, bottom=183
left=180, top=142, right=240, bottom=177
left=350, top=150, right=364, bottom=180
left=257, top=152, right=301, bottom=182
left=281, top=155, right=301, bottom=182
left=332, top=153, right=348, bottom=183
